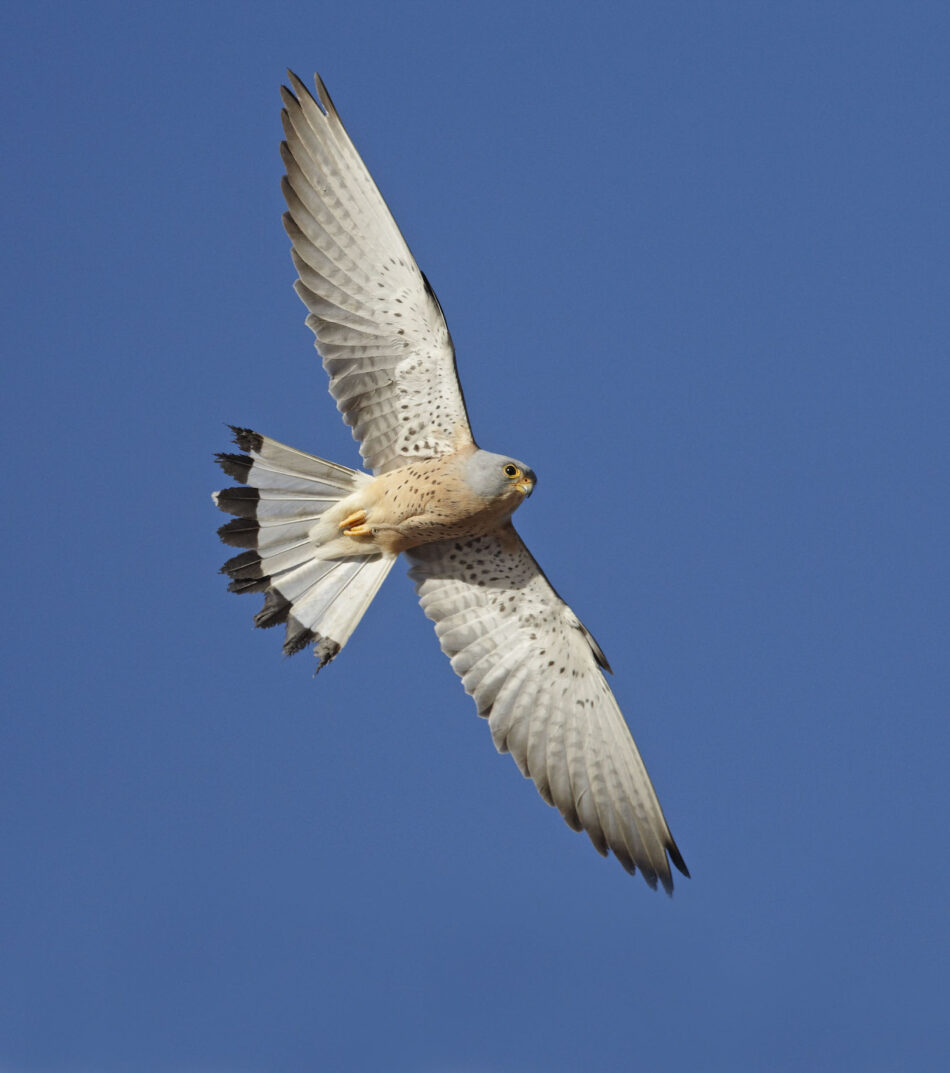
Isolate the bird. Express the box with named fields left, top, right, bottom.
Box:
left=213, top=71, right=689, bottom=893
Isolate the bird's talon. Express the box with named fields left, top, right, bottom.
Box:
left=339, top=509, right=367, bottom=531
left=343, top=523, right=372, bottom=537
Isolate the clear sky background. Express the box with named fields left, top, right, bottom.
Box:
left=3, top=2, right=948, bottom=1071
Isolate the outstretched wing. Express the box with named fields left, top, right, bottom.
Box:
left=281, top=71, right=473, bottom=475
left=407, top=525, right=689, bottom=893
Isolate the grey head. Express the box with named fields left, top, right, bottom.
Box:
left=463, top=449, right=537, bottom=500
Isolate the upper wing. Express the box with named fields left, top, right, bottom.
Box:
left=407, top=525, right=689, bottom=893
left=281, top=72, right=473, bottom=475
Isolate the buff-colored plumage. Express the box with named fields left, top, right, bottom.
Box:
left=213, top=72, right=688, bottom=892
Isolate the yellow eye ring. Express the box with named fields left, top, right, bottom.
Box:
left=503, top=463, right=521, bottom=479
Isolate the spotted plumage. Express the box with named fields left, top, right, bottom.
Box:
left=213, top=71, right=688, bottom=892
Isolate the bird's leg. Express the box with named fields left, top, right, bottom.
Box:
left=339, top=509, right=371, bottom=537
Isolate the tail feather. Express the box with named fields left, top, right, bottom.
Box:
left=216, top=486, right=341, bottom=522
left=213, top=427, right=394, bottom=670
left=217, top=511, right=329, bottom=553
left=222, top=545, right=315, bottom=590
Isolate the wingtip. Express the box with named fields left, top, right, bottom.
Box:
left=668, top=839, right=690, bottom=879
left=616, top=837, right=688, bottom=895
left=285, top=68, right=308, bottom=97
left=312, top=71, right=337, bottom=116
left=283, top=69, right=335, bottom=119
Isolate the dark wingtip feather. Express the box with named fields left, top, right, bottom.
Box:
left=579, top=622, right=612, bottom=674
left=654, top=839, right=690, bottom=897
left=668, top=839, right=690, bottom=879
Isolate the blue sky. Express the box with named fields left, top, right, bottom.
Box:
left=3, top=1, right=948, bottom=1070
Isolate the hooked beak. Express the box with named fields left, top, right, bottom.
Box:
left=516, top=473, right=536, bottom=498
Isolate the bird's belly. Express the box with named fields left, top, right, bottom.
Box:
left=371, top=499, right=515, bottom=555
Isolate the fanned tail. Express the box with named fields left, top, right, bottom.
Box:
left=213, top=426, right=394, bottom=670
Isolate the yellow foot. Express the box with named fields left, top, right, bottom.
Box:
left=343, top=524, right=372, bottom=537
left=339, top=509, right=367, bottom=532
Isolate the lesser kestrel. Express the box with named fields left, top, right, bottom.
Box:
left=214, top=72, right=688, bottom=892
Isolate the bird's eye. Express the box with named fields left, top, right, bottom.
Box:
left=503, top=464, right=520, bottom=479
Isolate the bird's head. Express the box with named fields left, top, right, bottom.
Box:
left=465, top=450, right=537, bottom=503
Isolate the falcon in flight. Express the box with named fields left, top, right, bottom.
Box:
left=214, top=72, right=689, bottom=893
